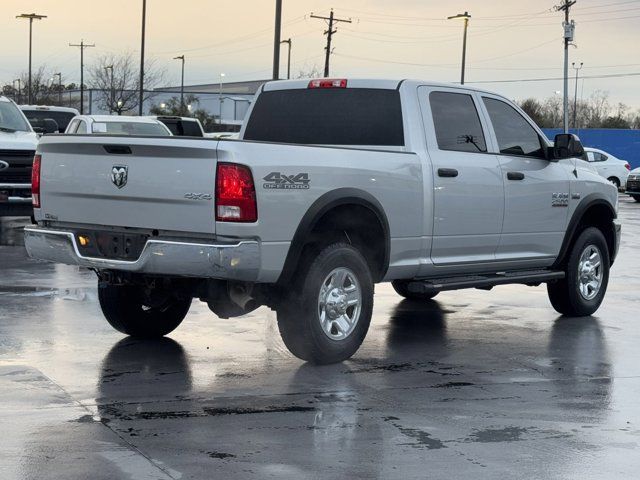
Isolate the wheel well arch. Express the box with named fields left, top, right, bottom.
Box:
left=554, top=195, right=617, bottom=268
left=277, top=188, right=390, bottom=284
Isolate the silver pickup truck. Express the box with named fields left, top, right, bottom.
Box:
left=25, top=78, right=621, bottom=364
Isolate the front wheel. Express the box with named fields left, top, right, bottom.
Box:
left=98, top=283, right=192, bottom=337
left=277, top=243, right=374, bottom=364
left=632, top=195, right=640, bottom=203
left=547, top=227, right=610, bottom=316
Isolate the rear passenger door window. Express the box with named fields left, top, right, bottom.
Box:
left=429, top=91, right=487, bottom=153
left=76, top=120, right=87, bottom=133
left=483, top=97, right=546, bottom=158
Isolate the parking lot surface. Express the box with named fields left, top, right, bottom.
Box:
left=1, top=198, right=640, bottom=479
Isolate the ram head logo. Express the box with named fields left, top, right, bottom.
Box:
left=111, top=165, right=128, bottom=189
left=0, top=160, right=9, bottom=171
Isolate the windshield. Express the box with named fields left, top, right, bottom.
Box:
left=0, top=100, right=31, bottom=132
left=22, top=110, right=76, bottom=132
left=100, top=121, right=170, bottom=136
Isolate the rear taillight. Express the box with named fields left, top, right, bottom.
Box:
left=625, top=163, right=631, bottom=171
left=215, top=163, right=257, bottom=222
left=308, top=78, right=347, bottom=89
left=32, top=154, right=41, bottom=208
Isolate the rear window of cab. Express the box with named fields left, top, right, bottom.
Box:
left=244, top=88, right=404, bottom=146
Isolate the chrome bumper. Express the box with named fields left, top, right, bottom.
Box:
left=24, top=227, right=261, bottom=281
left=0, top=183, right=32, bottom=204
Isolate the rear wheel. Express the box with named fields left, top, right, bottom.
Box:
left=391, top=280, right=438, bottom=301
left=607, top=177, right=620, bottom=188
left=547, top=227, right=609, bottom=316
left=632, top=195, right=640, bottom=203
left=277, top=243, right=374, bottom=364
left=98, top=283, right=192, bottom=337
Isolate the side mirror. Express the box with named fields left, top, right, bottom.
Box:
left=43, top=118, right=59, bottom=134
left=553, top=133, right=584, bottom=160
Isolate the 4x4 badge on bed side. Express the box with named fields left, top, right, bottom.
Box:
left=263, top=172, right=310, bottom=190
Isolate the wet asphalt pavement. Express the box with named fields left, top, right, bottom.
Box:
left=1, top=199, right=640, bottom=480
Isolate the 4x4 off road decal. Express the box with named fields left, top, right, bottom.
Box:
left=263, top=172, right=310, bottom=190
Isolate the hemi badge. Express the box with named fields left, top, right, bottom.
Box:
left=572, top=193, right=581, bottom=199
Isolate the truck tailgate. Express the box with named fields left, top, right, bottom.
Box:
left=36, top=135, right=218, bottom=234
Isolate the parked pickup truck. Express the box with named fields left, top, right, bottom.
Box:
left=25, top=78, right=621, bottom=364
left=1, top=96, right=38, bottom=217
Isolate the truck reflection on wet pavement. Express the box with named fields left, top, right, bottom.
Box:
left=1, top=199, right=639, bottom=479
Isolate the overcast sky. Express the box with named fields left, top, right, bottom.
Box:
left=2, top=0, right=639, bottom=110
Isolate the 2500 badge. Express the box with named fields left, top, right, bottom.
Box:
left=263, top=172, right=310, bottom=190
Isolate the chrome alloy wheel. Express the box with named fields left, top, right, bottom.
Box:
left=578, top=244, right=603, bottom=301
left=318, top=267, right=362, bottom=340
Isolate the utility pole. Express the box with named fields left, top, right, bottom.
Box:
left=69, top=40, right=95, bottom=114
left=174, top=55, right=185, bottom=113
left=310, top=9, right=352, bottom=77
left=556, top=0, right=576, bottom=133
left=572, top=61, right=583, bottom=129
left=447, top=12, right=471, bottom=85
left=273, top=0, right=282, bottom=80
left=139, top=0, right=147, bottom=115
left=280, top=38, right=292, bottom=79
left=53, top=72, right=62, bottom=105
left=16, top=13, right=47, bottom=105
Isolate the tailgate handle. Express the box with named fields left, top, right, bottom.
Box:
left=438, top=168, right=458, bottom=178
left=103, top=145, right=132, bottom=155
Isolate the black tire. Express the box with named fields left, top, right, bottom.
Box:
left=391, top=279, right=438, bottom=300
left=632, top=195, right=640, bottom=203
left=98, top=283, right=192, bottom=338
left=277, top=243, right=374, bottom=364
left=607, top=177, right=620, bottom=188
left=547, top=227, right=610, bottom=316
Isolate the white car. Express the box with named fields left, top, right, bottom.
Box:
left=65, top=115, right=172, bottom=136
left=582, top=147, right=630, bottom=189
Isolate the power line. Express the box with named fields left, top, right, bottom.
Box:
left=466, top=71, right=640, bottom=84
left=310, top=9, right=352, bottom=77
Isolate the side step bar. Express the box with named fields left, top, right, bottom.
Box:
left=407, top=269, right=565, bottom=294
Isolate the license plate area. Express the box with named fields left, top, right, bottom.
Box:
left=75, top=230, right=148, bottom=260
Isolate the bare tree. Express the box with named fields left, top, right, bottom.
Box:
left=89, top=52, right=166, bottom=115
left=295, top=64, right=322, bottom=79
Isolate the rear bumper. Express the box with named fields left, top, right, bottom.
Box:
left=24, top=226, right=261, bottom=281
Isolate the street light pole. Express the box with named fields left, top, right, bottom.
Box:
left=139, top=0, right=147, bottom=115
left=104, top=65, right=113, bottom=113
left=280, top=38, right=292, bottom=80
left=16, top=13, right=47, bottom=104
left=174, top=55, right=185, bottom=113
left=219, top=73, right=225, bottom=124
left=53, top=72, right=62, bottom=105
left=447, top=11, right=471, bottom=85
left=572, top=62, right=583, bottom=130
left=13, top=79, right=22, bottom=104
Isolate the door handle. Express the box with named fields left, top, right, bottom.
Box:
left=438, top=168, right=458, bottom=178
left=507, top=171, right=525, bottom=181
